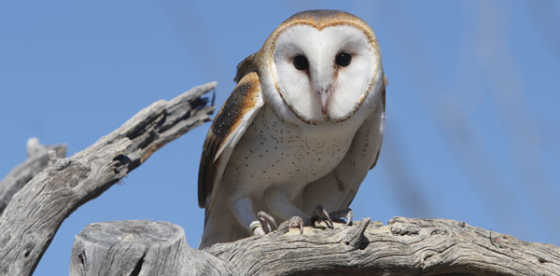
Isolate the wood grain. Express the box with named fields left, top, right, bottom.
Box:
left=72, top=217, right=560, bottom=275
left=70, top=220, right=228, bottom=276
left=0, top=138, right=66, bottom=216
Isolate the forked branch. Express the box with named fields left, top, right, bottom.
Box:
left=0, top=82, right=216, bottom=276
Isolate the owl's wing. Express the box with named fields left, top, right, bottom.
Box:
left=234, top=53, right=258, bottom=83
left=301, top=83, right=385, bottom=213
left=198, top=72, right=264, bottom=208
left=369, top=79, right=386, bottom=169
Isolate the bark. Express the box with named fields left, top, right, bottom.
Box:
left=71, top=218, right=560, bottom=275
left=0, top=82, right=216, bottom=276
left=70, top=220, right=229, bottom=276
left=0, top=138, right=66, bottom=216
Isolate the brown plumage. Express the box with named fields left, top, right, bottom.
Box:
left=198, top=72, right=262, bottom=209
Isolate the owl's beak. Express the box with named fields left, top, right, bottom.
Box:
left=320, top=90, right=330, bottom=115
left=310, top=59, right=334, bottom=116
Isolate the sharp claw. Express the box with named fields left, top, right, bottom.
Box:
left=321, top=208, right=334, bottom=229
left=249, top=221, right=266, bottom=236
left=313, top=205, right=334, bottom=229
left=256, top=210, right=277, bottom=234
left=283, top=216, right=304, bottom=234
left=292, top=216, right=304, bottom=234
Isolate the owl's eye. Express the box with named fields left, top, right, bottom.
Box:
left=335, top=52, right=352, bottom=67
left=293, top=55, right=309, bottom=71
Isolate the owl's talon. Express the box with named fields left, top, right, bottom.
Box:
left=311, top=206, right=353, bottom=228
left=250, top=211, right=277, bottom=236
left=249, top=221, right=266, bottom=236
left=256, top=210, right=277, bottom=233
left=312, top=205, right=334, bottom=229
left=289, top=216, right=304, bottom=234
left=277, top=216, right=304, bottom=234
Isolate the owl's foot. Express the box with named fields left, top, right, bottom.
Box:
left=277, top=215, right=304, bottom=234
left=249, top=211, right=277, bottom=236
left=272, top=207, right=353, bottom=236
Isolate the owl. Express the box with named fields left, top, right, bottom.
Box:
left=198, top=10, right=386, bottom=248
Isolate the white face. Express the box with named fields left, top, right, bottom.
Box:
left=271, top=24, right=381, bottom=124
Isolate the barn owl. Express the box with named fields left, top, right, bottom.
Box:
left=198, top=10, right=386, bottom=248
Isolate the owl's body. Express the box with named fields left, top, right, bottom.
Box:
left=198, top=10, right=386, bottom=248
left=225, top=105, right=359, bottom=197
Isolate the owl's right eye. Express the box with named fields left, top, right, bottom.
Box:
left=293, top=55, right=309, bottom=71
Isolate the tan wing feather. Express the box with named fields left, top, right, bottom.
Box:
left=198, top=72, right=264, bottom=208
left=234, top=53, right=258, bottom=83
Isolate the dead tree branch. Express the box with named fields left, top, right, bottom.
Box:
left=71, top=217, right=560, bottom=275
left=0, top=138, right=66, bottom=216
left=70, top=220, right=230, bottom=276
left=0, top=82, right=216, bottom=276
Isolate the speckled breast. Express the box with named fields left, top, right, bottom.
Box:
left=223, top=105, right=360, bottom=195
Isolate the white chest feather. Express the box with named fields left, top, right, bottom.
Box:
left=223, top=105, right=360, bottom=198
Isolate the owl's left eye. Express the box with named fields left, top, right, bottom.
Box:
left=293, top=55, right=309, bottom=71
left=335, top=52, right=352, bottom=67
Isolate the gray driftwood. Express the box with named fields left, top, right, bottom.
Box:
left=71, top=217, right=560, bottom=276
left=0, top=82, right=216, bottom=276
left=0, top=138, right=66, bottom=216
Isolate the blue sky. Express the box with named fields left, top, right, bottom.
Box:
left=1, top=1, right=558, bottom=274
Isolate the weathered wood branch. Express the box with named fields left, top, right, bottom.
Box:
left=0, top=82, right=216, bottom=276
left=70, top=220, right=230, bottom=276
left=0, top=138, right=66, bottom=216
left=71, top=217, right=560, bottom=276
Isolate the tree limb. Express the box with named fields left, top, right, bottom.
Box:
left=207, top=217, right=560, bottom=275
left=70, top=217, right=560, bottom=275
left=0, top=138, right=66, bottom=216
left=0, top=82, right=216, bottom=276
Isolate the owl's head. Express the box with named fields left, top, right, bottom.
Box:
left=257, top=10, right=384, bottom=125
